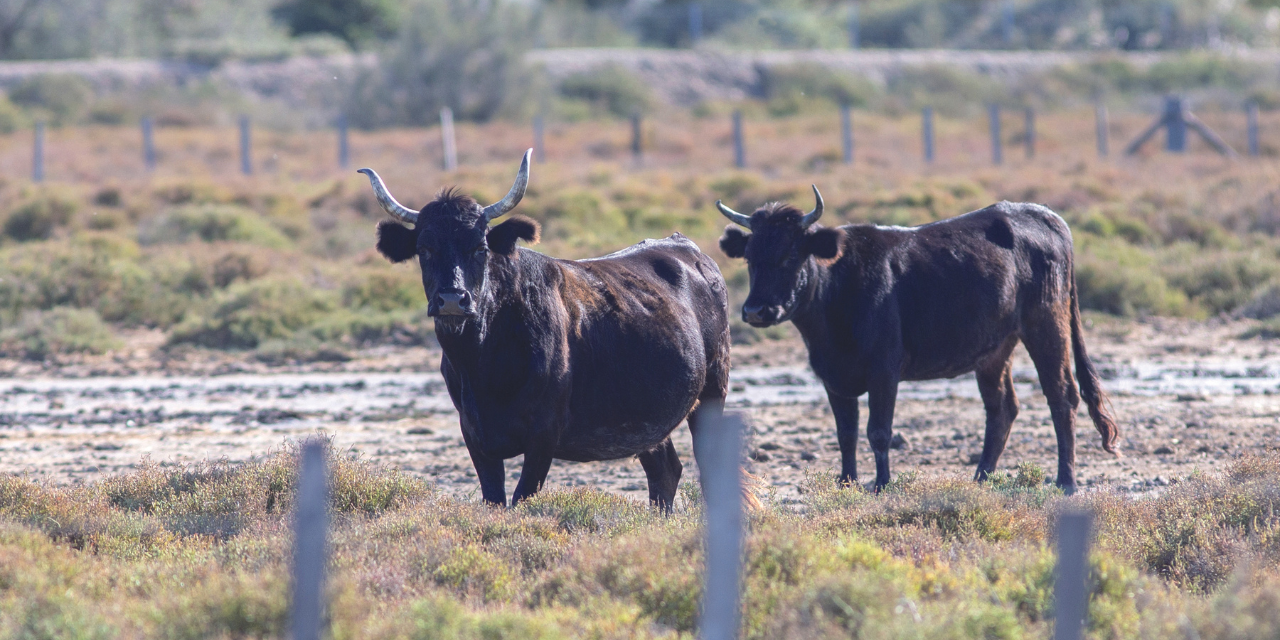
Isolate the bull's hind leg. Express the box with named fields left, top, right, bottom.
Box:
left=1021, top=313, right=1082, bottom=494
left=638, top=437, right=683, bottom=511
left=974, top=338, right=1020, bottom=482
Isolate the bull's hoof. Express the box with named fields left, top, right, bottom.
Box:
left=1056, top=481, right=1077, bottom=496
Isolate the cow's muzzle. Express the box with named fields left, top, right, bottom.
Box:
left=742, top=303, right=783, bottom=327
left=432, top=290, right=475, bottom=317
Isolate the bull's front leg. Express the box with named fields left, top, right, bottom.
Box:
left=866, top=375, right=900, bottom=491
left=465, top=443, right=507, bottom=507
left=510, top=414, right=562, bottom=507
left=825, top=389, right=860, bottom=486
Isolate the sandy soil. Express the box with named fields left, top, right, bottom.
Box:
left=2, top=317, right=1280, bottom=504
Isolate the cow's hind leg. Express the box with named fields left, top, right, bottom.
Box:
left=638, top=437, right=683, bottom=512
left=974, top=337, right=1020, bottom=482
left=1021, top=313, right=1081, bottom=494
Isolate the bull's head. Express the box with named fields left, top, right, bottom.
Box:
left=359, top=150, right=539, bottom=334
left=717, top=186, right=845, bottom=327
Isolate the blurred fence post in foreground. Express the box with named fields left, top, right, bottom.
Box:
left=533, top=116, right=545, bottom=163
left=239, top=115, right=252, bottom=176
left=32, top=121, right=44, bottom=182
left=440, top=107, right=458, bottom=172
left=336, top=115, right=349, bottom=169
left=1024, top=107, right=1036, bottom=159
left=988, top=104, right=1002, bottom=165
left=631, top=113, right=643, bottom=164
left=840, top=104, right=854, bottom=164
left=695, top=403, right=743, bottom=640
left=1095, top=103, right=1109, bottom=157
left=688, top=2, right=703, bottom=44
left=1247, top=101, right=1260, bottom=157
left=291, top=441, right=329, bottom=640
left=1054, top=511, right=1092, bottom=640
left=922, top=107, right=934, bottom=164
left=732, top=110, right=745, bottom=168
left=142, top=117, right=156, bottom=171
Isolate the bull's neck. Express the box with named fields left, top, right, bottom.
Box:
left=789, top=256, right=833, bottom=327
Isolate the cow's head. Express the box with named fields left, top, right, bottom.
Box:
left=717, top=186, right=845, bottom=327
left=359, top=150, right=539, bottom=334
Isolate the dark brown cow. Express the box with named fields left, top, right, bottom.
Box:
left=360, top=151, right=731, bottom=508
left=717, top=189, right=1118, bottom=493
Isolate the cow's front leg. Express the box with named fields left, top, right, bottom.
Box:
left=466, top=445, right=507, bottom=507
left=826, top=390, right=860, bottom=486
left=511, top=429, right=558, bottom=506
left=866, top=376, right=900, bottom=491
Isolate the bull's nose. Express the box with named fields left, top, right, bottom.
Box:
left=436, top=291, right=472, bottom=316
left=742, top=304, right=765, bottom=325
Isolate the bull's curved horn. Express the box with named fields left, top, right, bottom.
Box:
left=800, top=185, right=824, bottom=228
left=481, top=149, right=532, bottom=222
left=716, top=201, right=753, bottom=229
left=357, top=168, right=419, bottom=224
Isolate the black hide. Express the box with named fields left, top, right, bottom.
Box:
left=720, top=201, right=1118, bottom=494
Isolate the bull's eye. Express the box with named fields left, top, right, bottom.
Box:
left=473, top=245, right=488, bottom=257
left=420, top=248, right=432, bottom=260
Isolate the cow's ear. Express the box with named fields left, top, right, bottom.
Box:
left=719, top=226, right=750, bottom=258
left=376, top=220, right=418, bottom=263
left=487, top=215, right=540, bottom=255
left=804, top=227, right=845, bottom=262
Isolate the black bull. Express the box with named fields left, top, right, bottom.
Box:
left=718, top=194, right=1119, bottom=493
left=361, top=152, right=731, bottom=508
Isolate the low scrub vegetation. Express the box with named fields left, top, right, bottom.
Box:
left=4, top=446, right=1280, bottom=637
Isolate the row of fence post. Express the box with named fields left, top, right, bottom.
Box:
left=19, top=100, right=1269, bottom=182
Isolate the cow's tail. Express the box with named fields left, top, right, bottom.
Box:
left=1069, top=273, right=1120, bottom=455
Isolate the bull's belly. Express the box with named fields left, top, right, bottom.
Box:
left=553, top=400, right=697, bottom=462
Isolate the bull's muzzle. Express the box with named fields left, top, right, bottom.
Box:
left=433, top=291, right=474, bottom=316
left=742, top=303, right=782, bottom=327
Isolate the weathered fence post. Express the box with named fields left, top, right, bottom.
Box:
left=336, top=115, right=349, bottom=169
left=1095, top=102, right=1109, bottom=157
left=1024, top=107, right=1036, bottom=159
left=239, top=115, right=252, bottom=176
left=988, top=104, right=1002, bottom=165
left=695, top=403, right=743, bottom=640
left=1054, top=511, right=1093, bottom=640
left=1002, top=0, right=1015, bottom=44
left=732, top=110, right=745, bottom=168
left=688, top=2, right=703, bottom=44
left=141, top=117, right=156, bottom=171
left=1247, top=101, right=1260, bottom=157
left=1125, top=95, right=1236, bottom=157
left=922, top=106, right=934, bottom=164
left=841, top=104, right=854, bottom=164
left=291, top=440, right=329, bottom=640
left=631, top=113, right=643, bottom=163
left=533, top=115, right=546, bottom=163
left=847, top=4, right=859, bottom=49
left=33, top=121, right=44, bottom=183
left=1165, top=96, right=1187, bottom=152
left=440, top=107, right=458, bottom=172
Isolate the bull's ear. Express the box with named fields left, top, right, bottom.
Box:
left=487, top=215, right=540, bottom=255
left=719, top=225, right=750, bottom=258
left=804, top=227, right=845, bottom=262
left=376, top=220, right=418, bottom=263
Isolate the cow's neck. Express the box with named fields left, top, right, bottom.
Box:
left=789, top=257, right=833, bottom=330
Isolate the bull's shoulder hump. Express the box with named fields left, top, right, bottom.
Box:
left=580, top=233, right=704, bottom=263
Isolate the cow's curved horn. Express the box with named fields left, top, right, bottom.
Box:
left=716, top=201, right=753, bottom=229
left=800, top=185, right=824, bottom=228
left=357, top=168, right=419, bottom=224
left=481, top=149, right=532, bottom=222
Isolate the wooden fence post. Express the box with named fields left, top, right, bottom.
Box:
left=239, top=115, right=252, bottom=176
left=732, top=110, right=745, bottom=168
left=1095, top=103, right=1109, bottom=158
left=631, top=113, right=643, bottom=163
left=841, top=104, right=854, bottom=164
left=33, top=121, right=44, bottom=183
left=141, top=117, right=156, bottom=171
left=337, top=115, right=349, bottom=169
left=533, top=115, right=545, bottom=163
left=695, top=403, right=743, bottom=640
left=291, top=440, right=329, bottom=640
left=989, top=104, right=1002, bottom=165
left=440, top=107, right=458, bottom=172
left=847, top=4, right=859, bottom=49
left=1054, top=511, right=1092, bottom=640
left=1165, top=96, right=1187, bottom=152
left=688, top=2, right=703, bottom=44
left=922, top=106, right=934, bottom=164
left=1247, top=101, right=1260, bottom=157
left=1024, top=107, right=1036, bottom=159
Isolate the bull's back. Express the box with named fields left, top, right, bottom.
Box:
left=554, top=235, right=729, bottom=460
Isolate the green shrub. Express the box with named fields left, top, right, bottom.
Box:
left=558, top=64, right=653, bottom=118
left=3, top=195, right=77, bottom=242
left=8, top=75, right=95, bottom=126
left=761, top=64, right=880, bottom=116
left=0, top=95, right=28, bottom=133
left=137, top=205, right=292, bottom=249
left=1075, top=237, right=1190, bottom=317
left=0, top=307, right=120, bottom=360
left=168, top=278, right=336, bottom=349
